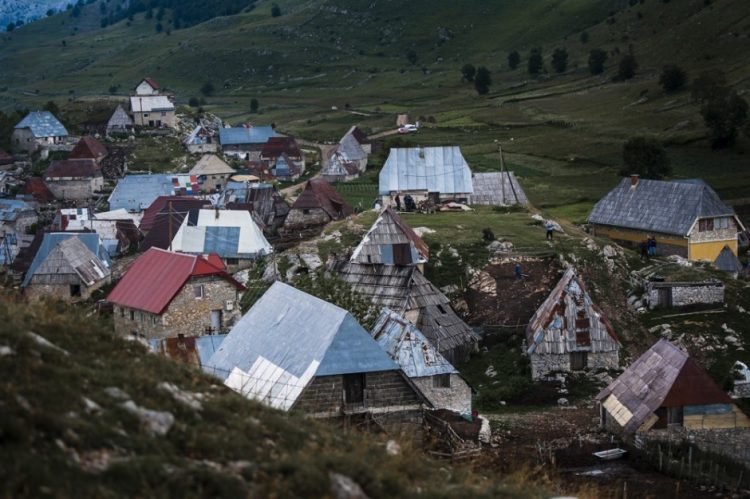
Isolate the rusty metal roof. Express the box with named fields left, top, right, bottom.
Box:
left=69, top=136, right=108, bottom=161
left=291, top=179, right=353, bottom=219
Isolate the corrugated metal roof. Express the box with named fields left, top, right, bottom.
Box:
left=170, top=209, right=272, bottom=258
left=107, top=247, right=242, bottom=314
left=150, top=334, right=227, bottom=367
left=588, top=177, right=738, bottom=236
left=597, top=339, right=732, bottom=434
left=470, top=172, right=528, bottom=206
left=337, top=133, right=367, bottom=161
left=107, top=105, right=133, bottom=130
left=205, top=282, right=398, bottom=410
left=15, top=111, right=68, bottom=138
left=129, top=95, right=175, bottom=113
left=370, top=308, right=457, bottom=378
left=108, top=174, right=199, bottom=212
left=379, top=146, right=474, bottom=195
left=22, top=233, right=111, bottom=288
left=0, top=199, right=35, bottom=223
left=219, top=126, right=277, bottom=146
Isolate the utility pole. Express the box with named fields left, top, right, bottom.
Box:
left=168, top=201, right=173, bottom=251
left=498, top=144, right=520, bottom=205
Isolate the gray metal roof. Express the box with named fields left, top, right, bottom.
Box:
left=205, top=282, right=398, bottom=410
left=22, top=233, right=111, bottom=288
left=588, top=178, right=737, bottom=236
left=379, top=146, right=474, bottom=195
left=108, top=174, right=198, bottom=212
left=337, top=133, right=367, bottom=162
left=27, top=236, right=110, bottom=288
left=219, top=126, right=277, bottom=146
left=470, top=172, right=528, bottom=206
left=370, top=308, right=458, bottom=378
left=714, top=245, right=743, bottom=273
left=15, top=111, right=68, bottom=138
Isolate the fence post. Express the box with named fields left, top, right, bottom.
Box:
left=688, top=446, right=692, bottom=478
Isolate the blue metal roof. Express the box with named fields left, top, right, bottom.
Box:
left=108, top=174, right=197, bottom=212
left=22, top=232, right=112, bottom=287
left=0, top=199, right=34, bottom=222
left=149, top=334, right=227, bottom=366
left=219, top=126, right=277, bottom=146
left=203, top=226, right=241, bottom=257
left=370, top=308, right=458, bottom=378
left=15, top=111, right=68, bottom=138
left=206, top=282, right=397, bottom=400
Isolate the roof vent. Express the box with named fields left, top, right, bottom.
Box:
left=630, top=174, right=640, bottom=188
left=418, top=146, right=425, bottom=159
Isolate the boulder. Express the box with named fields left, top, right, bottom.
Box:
left=120, top=400, right=174, bottom=437
left=329, top=473, right=369, bottom=499
left=602, top=245, right=618, bottom=258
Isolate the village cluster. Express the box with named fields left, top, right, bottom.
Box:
left=2, top=78, right=749, bottom=460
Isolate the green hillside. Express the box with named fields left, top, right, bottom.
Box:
left=1, top=0, right=749, bottom=216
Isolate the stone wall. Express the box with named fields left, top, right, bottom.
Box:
left=531, top=350, right=619, bottom=380
left=46, top=177, right=104, bottom=201
left=412, top=374, right=472, bottom=414
left=113, top=276, right=241, bottom=339
left=283, top=207, right=331, bottom=230
left=647, top=282, right=725, bottom=309
left=25, top=276, right=110, bottom=303
left=689, top=221, right=739, bottom=244
left=638, top=427, right=750, bottom=465
left=733, top=382, right=750, bottom=399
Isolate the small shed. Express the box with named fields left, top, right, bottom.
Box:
left=469, top=172, right=528, bottom=206
left=106, top=105, right=134, bottom=135
left=283, top=179, right=353, bottom=235
left=371, top=308, right=472, bottom=414
left=526, top=268, right=620, bottom=379
left=597, top=339, right=750, bottom=434
left=351, top=207, right=428, bottom=266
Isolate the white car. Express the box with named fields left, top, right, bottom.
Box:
left=398, top=123, right=418, bottom=134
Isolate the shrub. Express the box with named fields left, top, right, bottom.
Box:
left=474, top=67, right=491, bottom=95
left=588, top=49, right=608, bottom=75
left=461, top=64, right=476, bottom=82
left=621, top=137, right=671, bottom=179
left=659, top=65, right=687, bottom=92
left=617, top=54, right=638, bottom=80
left=508, top=51, right=520, bottom=69
left=528, top=48, right=543, bottom=75
left=551, top=48, right=568, bottom=73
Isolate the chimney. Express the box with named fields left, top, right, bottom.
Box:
left=630, top=174, right=640, bottom=188
left=215, top=207, right=220, bottom=219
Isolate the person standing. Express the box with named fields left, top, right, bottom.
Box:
left=545, top=221, right=555, bottom=240
left=394, top=194, right=401, bottom=211
left=648, top=236, right=657, bottom=256
left=515, top=263, right=522, bottom=280
left=640, top=240, right=649, bottom=261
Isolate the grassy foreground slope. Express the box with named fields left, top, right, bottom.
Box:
left=0, top=297, right=549, bottom=498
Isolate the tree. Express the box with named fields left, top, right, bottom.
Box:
left=622, top=137, right=672, bottom=179
left=271, top=4, right=281, bottom=17
left=188, top=97, right=200, bottom=107
left=474, top=67, right=491, bottom=95
left=691, top=71, right=726, bottom=103
left=155, top=22, right=163, bottom=33
left=250, top=98, right=259, bottom=113
left=659, top=65, right=687, bottom=93
left=701, top=89, right=749, bottom=148
left=71, top=5, right=82, bottom=17
left=200, top=81, right=214, bottom=97
left=527, top=48, right=543, bottom=75
left=405, top=49, right=417, bottom=65
left=508, top=51, right=520, bottom=70
left=580, top=31, right=589, bottom=44
left=551, top=48, right=568, bottom=73
left=461, top=64, right=476, bottom=82
left=145, top=8, right=153, bottom=19
left=43, top=101, right=60, bottom=116
left=588, top=48, right=607, bottom=75
left=6, top=23, right=14, bottom=32
left=46, top=9, right=55, bottom=17
left=618, top=54, right=638, bottom=80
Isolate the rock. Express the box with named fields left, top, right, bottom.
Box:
left=485, top=365, right=497, bottom=378
left=602, top=245, right=618, bottom=258
left=722, top=323, right=737, bottom=335
left=385, top=440, right=401, bottom=456
left=157, top=382, right=203, bottom=411
left=633, top=300, right=643, bottom=309
left=726, top=336, right=741, bottom=346
left=666, top=254, right=692, bottom=267
left=120, top=400, right=174, bottom=437
left=104, top=387, right=130, bottom=400
left=448, top=246, right=459, bottom=258
left=82, top=397, right=102, bottom=415
left=233, top=269, right=250, bottom=286
left=469, top=271, right=497, bottom=296
left=0, top=345, right=14, bottom=356
left=627, top=295, right=639, bottom=306
left=582, top=237, right=599, bottom=251
left=478, top=416, right=491, bottom=444
left=299, top=252, right=323, bottom=271
left=557, top=398, right=569, bottom=406
left=329, top=472, right=370, bottom=499
left=261, top=261, right=280, bottom=283
left=323, top=230, right=342, bottom=242
left=531, top=214, right=544, bottom=221
left=440, top=284, right=459, bottom=294
left=26, top=332, right=69, bottom=356
left=413, top=227, right=435, bottom=237
left=488, top=240, right=514, bottom=253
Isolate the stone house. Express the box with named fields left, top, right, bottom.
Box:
left=169, top=208, right=273, bottom=272
left=588, top=176, right=745, bottom=262
left=282, top=179, right=353, bottom=235
left=379, top=146, right=474, bottom=205
left=69, top=136, right=108, bottom=164
left=205, top=282, right=430, bottom=434
left=260, top=136, right=305, bottom=175
left=12, top=111, right=68, bottom=154
left=43, top=159, right=104, bottom=201
left=188, top=154, right=236, bottom=192
left=647, top=280, right=725, bottom=309
left=130, top=95, right=176, bottom=128
left=107, top=248, right=245, bottom=339
left=370, top=308, right=472, bottom=414
left=526, top=268, right=620, bottom=380
left=219, top=125, right=278, bottom=160
left=597, top=339, right=750, bottom=434
left=22, top=233, right=112, bottom=302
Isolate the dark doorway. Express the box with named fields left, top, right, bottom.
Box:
left=657, top=287, right=672, bottom=308
left=570, top=351, right=588, bottom=370
left=343, top=373, right=365, bottom=405
left=667, top=406, right=684, bottom=426
left=69, top=284, right=82, bottom=297
left=393, top=243, right=412, bottom=265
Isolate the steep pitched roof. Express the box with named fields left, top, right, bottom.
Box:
left=470, top=172, right=528, bottom=206
left=69, top=136, right=108, bottom=161
left=526, top=268, right=619, bottom=355
left=351, top=207, right=429, bottom=265
left=345, top=125, right=370, bottom=145
left=205, top=282, right=399, bottom=410
left=261, top=136, right=302, bottom=158
left=379, top=146, right=474, bottom=195
left=32, top=237, right=110, bottom=287
left=107, top=105, right=133, bottom=131
left=219, top=126, right=277, bottom=146
left=596, top=339, right=732, bottom=434
left=139, top=77, right=160, bottom=91
left=588, top=177, right=739, bottom=237
left=22, top=233, right=112, bottom=287
left=272, top=153, right=300, bottom=178
left=15, top=111, right=68, bottom=138
left=370, top=308, right=457, bottom=378
left=714, top=245, right=743, bottom=273
left=189, top=155, right=236, bottom=177
left=107, top=248, right=243, bottom=314
left=291, top=179, right=353, bottom=219
left=170, top=209, right=273, bottom=259
left=336, top=133, right=367, bottom=161
left=44, top=159, right=100, bottom=179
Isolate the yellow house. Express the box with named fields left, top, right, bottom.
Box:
left=588, top=176, right=745, bottom=262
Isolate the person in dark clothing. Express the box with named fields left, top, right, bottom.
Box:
left=545, top=221, right=555, bottom=240
left=515, top=263, right=522, bottom=280
left=640, top=240, right=649, bottom=261
left=394, top=194, right=401, bottom=211
left=648, top=236, right=657, bottom=256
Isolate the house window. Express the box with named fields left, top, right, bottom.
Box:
left=194, top=285, right=204, bottom=299
left=143, top=113, right=150, bottom=118
left=698, top=218, right=714, bottom=232
left=393, top=243, right=412, bottom=265
left=714, top=217, right=730, bottom=230
left=667, top=406, right=684, bottom=426
left=152, top=316, right=158, bottom=325
left=129, top=310, right=135, bottom=320
left=120, top=307, right=125, bottom=318
left=226, top=258, right=239, bottom=265
left=302, top=209, right=310, bottom=215
left=570, top=352, right=588, bottom=370
left=432, top=374, right=451, bottom=388
left=161, top=112, right=167, bottom=117
left=343, top=373, right=365, bottom=404
left=69, top=284, right=81, bottom=297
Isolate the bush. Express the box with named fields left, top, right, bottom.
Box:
left=482, top=228, right=495, bottom=242
left=551, top=48, right=568, bottom=73
left=474, top=67, right=491, bottom=95
left=508, top=51, right=520, bottom=70
left=691, top=71, right=726, bottom=103
left=461, top=63, right=476, bottom=82
left=659, top=65, right=687, bottom=92
left=580, top=31, right=589, bottom=44
left=200, top=82, right=214, bottom=97
left=701, top=90, right=749, bottom=148
left=588, top=48, right=608, bottom=75
left=271, top=4, right=281, bottom=17
left=617, top=54, right=638, bottom=80
left=188, top=97, right=200, bottom=107
left=250, top=98, right=259, bottom=113
left=527, top=48, right=543, bottom=75
left=621, top=136, right=671, bottom=179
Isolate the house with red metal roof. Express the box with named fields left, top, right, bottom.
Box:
left=107, top=248, right=245, bottom=340
left=282, top=179, right=352, bottom=236
left=69, top=136, right=108, bottom=164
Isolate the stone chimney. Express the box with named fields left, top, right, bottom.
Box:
left=630, top=174, right=640, bottom=188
